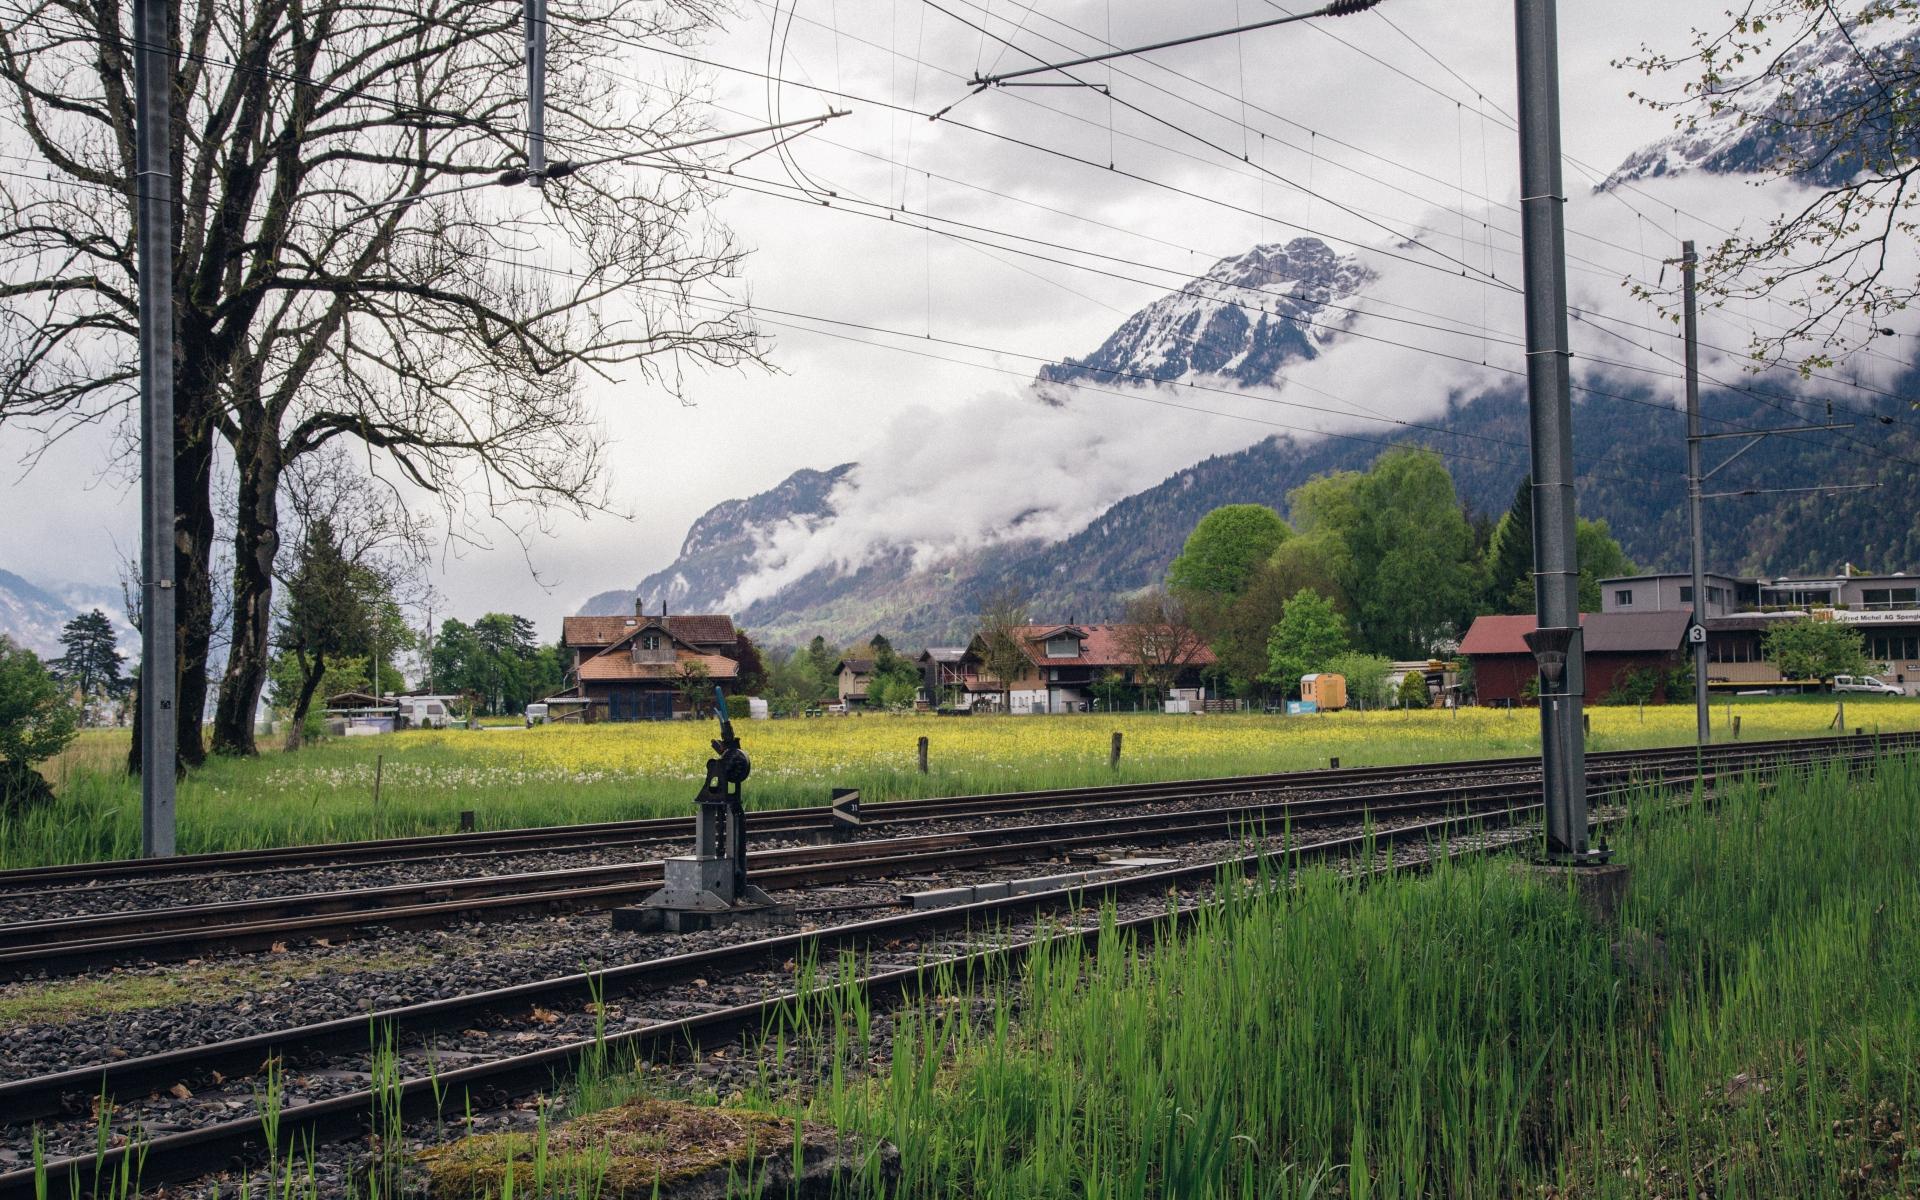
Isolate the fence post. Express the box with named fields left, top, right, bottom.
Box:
left=1733, top=714, right=1741, bottom=740
left=1110, top=731, right=1122, bottom=770
left=459, top=809, right=475, bottom=832
left=373, top=754, right=384, bottom=809
left=917, top=736, right=929, bottom=774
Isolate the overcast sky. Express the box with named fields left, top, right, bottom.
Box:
left=0, top=0, right=1752, bottom=640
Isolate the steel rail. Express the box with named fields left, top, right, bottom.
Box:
left=0, top=774, right=1611, bottom=977
left=1, top=732, right=1903, bottom=892
left=8, top=740, right=1885, bottom=1200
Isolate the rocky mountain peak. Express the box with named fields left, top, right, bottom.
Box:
left=1604, top=14, right=1920, bottom=189
left=1035, top=236, right=1373, bottom=394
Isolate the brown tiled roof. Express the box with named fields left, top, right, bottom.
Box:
left=835, top=659, right=875, bottom=675
left=562, top=613, right=737, bottom=649
left=577, top=651, right=740, bottom=682
left=1460, top=611, right=1690, bottom=657
left=980, top=624, right=1217, bottom=670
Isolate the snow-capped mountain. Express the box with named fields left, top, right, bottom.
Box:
left=1605, top=12, right=1920, bottom=188
left=1037, top=238, right=1372, bottom=392
left=0, top=569, right=134, bottom=659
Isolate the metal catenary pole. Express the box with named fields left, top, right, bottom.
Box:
left=1682, top=242, right=1711, bottom=746
left=134, top=0, right=178, bottom=856
left=524, top=0, right=547, bottom=184
left=1513, top=0, right=1590, bottom=861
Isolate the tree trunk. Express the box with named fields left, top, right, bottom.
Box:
left=285, top=651, right=325, bottom=752
left=174, top=419, right=217, bottom=768
left=212, top=419, right=281, bottom=756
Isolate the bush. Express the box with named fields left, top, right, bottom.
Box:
left=0, top=636, right=77, bottom=814
left=1397, top=670, right=1430, bottom=709
left=1325, top=652, right=1393, bottom=709
left=725, top=694, right=752, bottom=720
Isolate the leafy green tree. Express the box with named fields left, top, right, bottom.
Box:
left=1397, top=670, right=1431, bottom=709
left=1764, top=618, right=1871, bottom=684
left=1290, top=450, right=1478, bottom=660
left=52, top=609, right=126, bottom=714
left=1168, top=504, right=1292, bottom=598
left=866, top=657, right=924, bottom=709
left=1325, top=651, right=1393, bottom=709
left=1263, top=589, right=1349, bottom=697
left=0, top=635, right=78, bottom=811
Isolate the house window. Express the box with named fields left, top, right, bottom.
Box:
left=641, top=634, right=660, bottom=651
left=1862, top=587, right=1919, bottom=611
left=1868, top=634, right=1920, bottom=661
left=1679, top=587, right=1693, bottom=603
left=1044, top=636, right=1081, bottom=659
left=1614, top=589, right=1633, bottom=607
left=1708, top=586, right=1727, bottom=606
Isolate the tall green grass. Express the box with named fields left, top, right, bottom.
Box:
left=777, top=756, right=1920, bottom=1199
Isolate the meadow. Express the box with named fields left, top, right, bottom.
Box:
left=6, top=694, right=1916, bottom=869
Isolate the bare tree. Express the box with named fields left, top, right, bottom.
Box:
left=1620, top=1, right=1920, bottom=368
left=1117, top=589, right=1209, bottom=705
left=973, top=587, right=1031, bottom=713
left=0, top=0, right=765, bottom=764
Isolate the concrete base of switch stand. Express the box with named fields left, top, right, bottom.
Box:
left=611, top=854, right=781, bottom=933
left=1517, top=860, right=1631, bottom=926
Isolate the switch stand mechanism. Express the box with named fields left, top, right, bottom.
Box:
left=614, top=687, right=777, bottom=932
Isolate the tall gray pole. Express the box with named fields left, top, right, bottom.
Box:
left=134, top=0, right=178, bottom=856
left=1514, top=0, right=1590, bottom=860
left=1682, top=242, right=1711, bottom=745
left=525, top=0, right=547, bottom=183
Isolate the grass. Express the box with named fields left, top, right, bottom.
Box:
left=749, top=753, right=1920, bottom=1199
left=6, top=695, right=1917, bottom=869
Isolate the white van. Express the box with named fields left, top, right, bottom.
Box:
left=1833, top=674, right=1904, bottom=696
left=524, top=703, right=549, bottom=726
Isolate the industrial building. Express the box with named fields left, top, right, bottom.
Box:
left=1599, top=570, right=1920, bottom=693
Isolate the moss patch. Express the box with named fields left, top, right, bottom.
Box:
left=420, top=1098, right=889, bottom=1199
left=0, top=947, right=437, bottom=1025
left=420, top=1099, right=789, bottom=1198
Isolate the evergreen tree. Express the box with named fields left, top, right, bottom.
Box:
left=275, top=519, right=374, bottom=748
left=1483, top=479, right=1535, bottom=613
left=52, top=609, right=125, bottom=721
left=806, top=635, right=837, bottom=681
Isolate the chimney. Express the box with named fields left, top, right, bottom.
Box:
left=634, top=594, right=644, bottom=617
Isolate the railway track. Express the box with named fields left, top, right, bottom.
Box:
left=0, top=735, right=1903, bottom=1199
left=4, top=731, right=1902, bottom=896
left=0, top=734, right=1899, bottom=980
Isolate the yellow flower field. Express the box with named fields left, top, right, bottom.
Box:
left=14, top=696, right=1916, bottom=868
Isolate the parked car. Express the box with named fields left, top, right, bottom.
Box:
left=524, top=702, right=549, bottom=726
left=1832, top=674, right=1904, bottom=696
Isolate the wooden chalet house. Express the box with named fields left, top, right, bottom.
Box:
left=960, top=623, right=1215, bottom=714
left=553, top=603, right=742, bottom=721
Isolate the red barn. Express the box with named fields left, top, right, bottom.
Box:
left=1461, top=611, right=1691, bottom=706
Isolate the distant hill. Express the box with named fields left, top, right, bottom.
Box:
left=0, top=569, right=134, bottom=658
